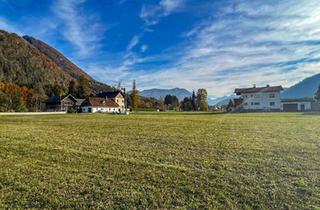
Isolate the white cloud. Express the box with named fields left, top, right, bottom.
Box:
left=126, top=35, right=140, bottom=51
left=141, top=44, right=148, bottom=52
left=140, top=0, right=184, bottom=26
left=52, top=0, right=105, bottom=58
left=100, top=0, right=320, bottom=96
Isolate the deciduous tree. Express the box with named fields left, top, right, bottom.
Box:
left=130, top=80, right=140, bottom=109
left=197, top=89, right=208, bottom=111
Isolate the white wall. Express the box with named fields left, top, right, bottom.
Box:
left=241, top=92, right=281, bottom=110
left=81, top=106, right=121, bottom=113
left=280, top=102, right=312, bottom=111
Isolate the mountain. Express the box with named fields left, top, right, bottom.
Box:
left=0, top=29, right=111, bottom=92
left=140, top=88, right=192, bottom=101
left=281, top=73, right=320, bottom=98
left=209, top=95, right=237, bottom=106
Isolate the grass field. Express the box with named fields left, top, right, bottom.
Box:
left=0, top=112, right=319, bottom=209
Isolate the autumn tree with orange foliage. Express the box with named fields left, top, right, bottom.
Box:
left=0, top=82, right=36, bottom=112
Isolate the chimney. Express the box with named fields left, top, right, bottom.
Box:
left=253, top=84, right=256, bottom=88
left=266, top=84, right=270, bottom=87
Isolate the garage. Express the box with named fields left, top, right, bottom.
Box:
left=283, top=103, right=298, bottom=112
left=281, top=98, right=315, bottom=112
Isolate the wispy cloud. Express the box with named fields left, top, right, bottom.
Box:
left=141, top=44, right=148, bottom=52
left=126, top=35, right=140, bottom=51
left=96, top=0, right=320, bottom=96
left=0, top=17, right=21, bottom=35
left=52, top=0, right=105, bottom=58
left=140, top=0, right=184, bottom=26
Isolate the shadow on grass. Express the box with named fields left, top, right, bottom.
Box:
left=302, top=112, right=320, bottom=116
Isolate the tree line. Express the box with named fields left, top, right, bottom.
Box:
left=0, top=75, right=91, bottom=112
left=128, top=81, right=209, bottom=111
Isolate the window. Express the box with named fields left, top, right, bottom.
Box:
left=252, top=102, right=260, bottom=106
left=270, top=102, right=275, bottom=106
left=269, top=94, right=275, bottom=98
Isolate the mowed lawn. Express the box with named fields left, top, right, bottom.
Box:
left=0, top=113, right=319, bottom=209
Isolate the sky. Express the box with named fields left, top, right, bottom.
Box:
left=0, top=0, right=320, bottom=97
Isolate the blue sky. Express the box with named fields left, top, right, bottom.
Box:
left=1, top=0, right=320, bottom=97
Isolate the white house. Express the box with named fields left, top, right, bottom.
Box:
left=281, top=98, right=315, bottom=112
left=234, top=85, right=283, bottom=111
left=96, top=91, right=125, bottom=110
left=81, top=97, right=122, bottom=113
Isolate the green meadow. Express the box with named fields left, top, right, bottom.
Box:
left=0, top=113, right=319, bottom=209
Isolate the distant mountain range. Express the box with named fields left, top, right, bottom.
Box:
left=209, top=73, right=320, bottom=106
left=0, top=29, right=111, bottom=92
left=209, top=95, right=237, bottom=106
left=140, top=88, right=192, bottom=101
left=281, top=73, right=320, bottom=98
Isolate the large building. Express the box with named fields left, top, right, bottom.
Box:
left=96, top=91, right=125, bottom=110
left=81, top=97, right=121, bottom=113
left=46, top=94, right=84, bottom=112
left=234, top=85, right=283, bottom=111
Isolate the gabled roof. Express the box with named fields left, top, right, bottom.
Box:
left=235, top=85, right=283, bottom=95
left=75, top=98, right=85, bottom=106
left=46, top=94, right=78, bottom=104
left=96, top=91, right=124, bottom=98
left=81, top=97, right=120, bottom=108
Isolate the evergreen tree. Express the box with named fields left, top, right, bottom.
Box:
left=78, top=75, right=90, bottom=98
left=191, top=90, right=197, bottom=111
left=171, top=95, right=179, bottom=110
left=52, top=82, right=66, bottom=96
left=181, top=97, right=193, bottom=111
left=197, top=89, right=208, bottom=111
left=68, top=80, right=77, bottom=96
left=164, top=94, right=179, bottom=110
left=164, top=95, right=172, bottom=106
left=315, top=85, right=320, bottom=101
left=0, top=90, right=8, bottom=111
left=34, top=84, right=47, bottom=111
left=130, top=80, right=140, bottom=109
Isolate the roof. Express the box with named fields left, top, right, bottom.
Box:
left=76, top=98, right=85, bottom=106
left=46, top=95, right=62, bottom=104
left=235, top=85, right=283, bottom=95
left=281, top=98, right=315, bottom=103
left=96, top=91, right=124, bottom=98
left=46, top=94, right=79, bottom=104
left=81, top=97, right=120, bottom=108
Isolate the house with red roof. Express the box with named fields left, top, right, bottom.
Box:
left=234, top=85, right=283, bottom=111
left=80, top=97, right=121, bottom=113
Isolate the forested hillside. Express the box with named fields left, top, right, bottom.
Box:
left=0, top=30, right=112, bottom=94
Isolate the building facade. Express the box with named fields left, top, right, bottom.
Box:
left=46, top=94, right=83, bottom=112
left=96, top=91, right=125, bottom=110
left=234, top=85, right=283, bottom=111
left=81, top=97, right=121, bottom=113
left=281, top=98, right=315, bottom=112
